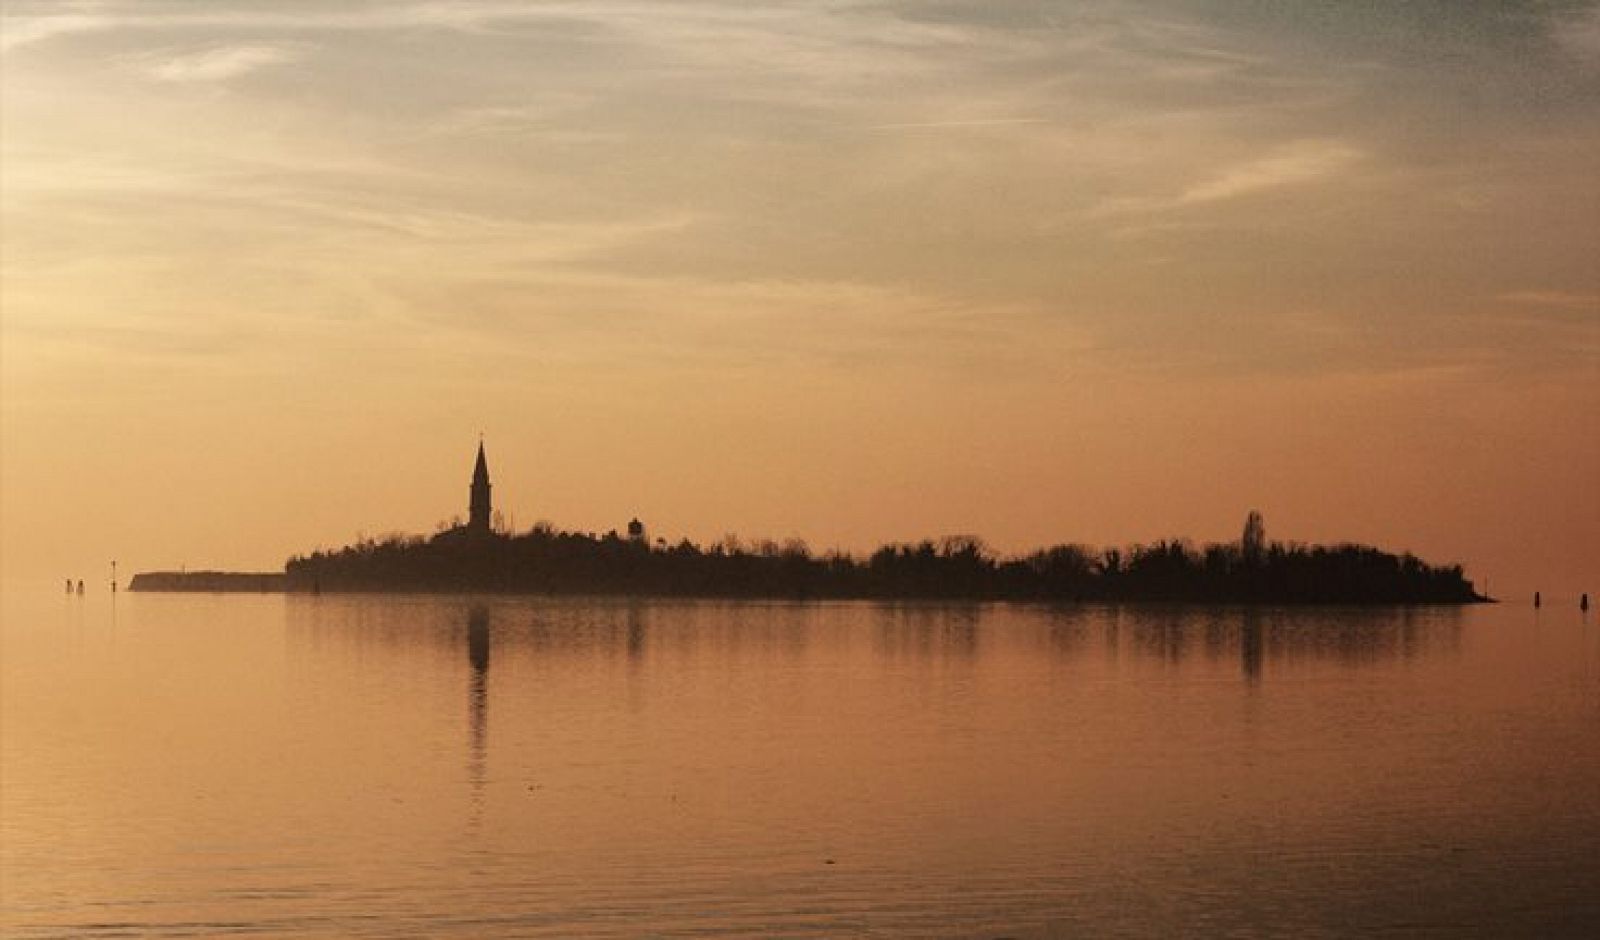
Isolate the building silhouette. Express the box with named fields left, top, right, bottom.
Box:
left=431, top=441, right=497, bottom=543
left=469, top=441, right=492, bottom=535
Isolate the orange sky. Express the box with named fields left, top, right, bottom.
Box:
left=2, top=1, right=1596, bottom=595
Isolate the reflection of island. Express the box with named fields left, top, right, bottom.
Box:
left=143, top=445, right=1489, bottom=603
left=280, top=597, right=1464, bottom=694
left=1113, top=605, right=1463, bottom=678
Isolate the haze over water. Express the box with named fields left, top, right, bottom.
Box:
left=4, top=591, right=1597, bottom=937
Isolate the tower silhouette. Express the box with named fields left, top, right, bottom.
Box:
left=469, top=441, right=492, bottom=534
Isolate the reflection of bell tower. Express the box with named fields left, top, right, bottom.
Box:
left=469, top=441, right=492, bottom=534
left=466, top=605, right=490, bottom=824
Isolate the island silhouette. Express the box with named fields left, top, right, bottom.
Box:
left=130, top=443, right=1488, bottom=603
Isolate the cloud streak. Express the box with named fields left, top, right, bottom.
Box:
left=142, top=44, right=301, bottom=82
left=1496, top=290, right=1600, bottom=311
left=0, top=11, right=114, bottom=52
left=1177, top=139, right=1364, bottom=205
left=1088, top=139, right=1366, bottom=221
left=867, top=118, right=1051, bottom=131
left=1551, top=5, right=1600, bottom=65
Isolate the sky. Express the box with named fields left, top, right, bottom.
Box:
left=2, top=0, right=1596, bottom=596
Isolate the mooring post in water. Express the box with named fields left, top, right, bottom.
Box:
left=65, top=578, right=72, bottom=594
left=76, top=579, right=84, bottom=595
left=111, top=560, right=117, bottom=594
left=1534, top=591, right=1541, bottom=608
left=1583, top=593, right=1590, bottom=612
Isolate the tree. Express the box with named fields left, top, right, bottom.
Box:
left=1241, top=510, right=1266, bottom=565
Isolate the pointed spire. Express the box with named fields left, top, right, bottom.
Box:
left=473, top=440, right=490, bottom=485
left=468, top=439, right=493, bottom=533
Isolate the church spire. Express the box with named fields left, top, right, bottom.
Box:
left=469, top=440, right=492, bottom=533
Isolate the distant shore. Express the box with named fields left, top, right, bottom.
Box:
left=124, top=573, right=1493, bottom=605
left=128, top=571, right=285, bottom=592
left=129, top=575, right=1493, bottom=604
left=128, top=517, right=1490, bottom=604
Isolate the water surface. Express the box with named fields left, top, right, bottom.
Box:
left=3, top=592, right=1597, bottom=936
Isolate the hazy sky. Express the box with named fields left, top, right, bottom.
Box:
left=2, top=0, right=1596, bottom=594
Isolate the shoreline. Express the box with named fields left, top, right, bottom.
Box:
left=126, top=571, right=1495, bottom=605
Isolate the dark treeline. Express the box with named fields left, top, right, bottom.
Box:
left=284, top=512, right=1486, bottom=604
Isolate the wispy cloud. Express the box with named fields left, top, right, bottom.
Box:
left=0, top=11, right=114, bottom=52
left=1496, top=290, right=1600, bottom=312
left=142, top=44, right=300, bottom=83
left=396, top=265, right=1084, bottom=375
left=1178, top=139, right=1364, bottom=205
left=867, top=118, right=1051, bottom=131
left=1551, top=5, right=1600, bottom=66
left=1088, top=138, right=1366, bottom=220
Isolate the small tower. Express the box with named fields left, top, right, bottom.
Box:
left=469, top=441, right=492, bottom=535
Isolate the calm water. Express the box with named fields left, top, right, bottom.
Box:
left=3, top=591, right=1597, bottom=937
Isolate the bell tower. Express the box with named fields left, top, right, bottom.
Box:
left=469, top=441, right=492, bottom=534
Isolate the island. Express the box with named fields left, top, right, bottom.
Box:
left=131, top=444, right=1488, bottom=604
